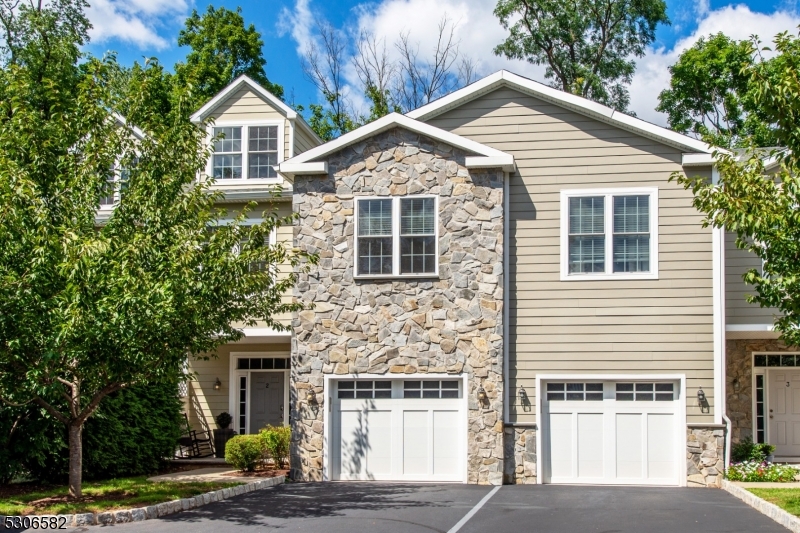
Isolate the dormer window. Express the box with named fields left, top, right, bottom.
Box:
left=211, top=123, right=281, bottom=181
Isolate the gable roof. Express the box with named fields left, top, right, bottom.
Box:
left=278, top=112, right=515, bottom=178
left=189, top=75, right=321, bottom=144
left=407, top=70, right=712, bottom=155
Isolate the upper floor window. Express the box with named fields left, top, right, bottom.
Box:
left=100, top=159, right=136, bottom=208
left=355, top=196, right=438, bottom=278
left=211, top=124, right=280, bottom=180
left=560, top=188, right=658, bottom=280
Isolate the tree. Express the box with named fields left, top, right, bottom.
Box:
left=300, top=15, right=475, bottom=139
left=672, top=31, right=800, bottom=346
left=493, top=0, right=670, bottom=113
left=0, top=1, right=314, bottom=498
left=174, top=5, right=283, bottom=107
left=657, top=33, right=776, bottom=148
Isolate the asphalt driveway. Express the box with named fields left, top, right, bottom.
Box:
left=52, top=482, right=788, bottom=533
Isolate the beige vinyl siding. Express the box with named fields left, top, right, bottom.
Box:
left=186, top=342, right=290, bottom=432
left=726, top=231, right=778, bottom=325
left=292, top=121, right=320, bottom=155
left=220, top=201, right=295, bottom=328
left=208, top=86, right=291, bottom=160
left=427, top=87, right=715, bottom=424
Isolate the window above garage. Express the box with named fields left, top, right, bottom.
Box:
left=560, top=188, right=659, bottom=281
left=355, top=196, right=439, bottom=279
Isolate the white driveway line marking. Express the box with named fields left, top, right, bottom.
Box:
left=447, top=486, right=501, bottom=533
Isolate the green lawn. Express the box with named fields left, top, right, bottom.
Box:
left=748, top=488, right=800, bottom=516
left=0, top=476, right=242, bottom=516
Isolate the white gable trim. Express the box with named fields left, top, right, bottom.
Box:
left=279, top=112, right=514, bottom=175
left=407, top=70, right=712, bottom=155
left=191, top=75, right=297, bottom=123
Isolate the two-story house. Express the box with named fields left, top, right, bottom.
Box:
left=186, top=70, right=796, bottom=488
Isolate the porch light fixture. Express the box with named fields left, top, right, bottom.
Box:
left=306, top=389, right=317, bottom=403
left=477, top=387, right=488, bottom=402
left=213, top=377, right=222, bottom=391
left=518, top=385, right=526, bottom=402
left=697, top=387, right=706, bottom=403
left=733, top=378, right=741, bottom=392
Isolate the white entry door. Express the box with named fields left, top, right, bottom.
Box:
left=768, top=369, right=800, bottom=456
left=331, top=378, right=466, bottom=482
left=542, top=380, right=682, bottom=486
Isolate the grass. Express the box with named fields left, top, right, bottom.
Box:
left=0, top=476, right=243, bottom=516
left=748, top=488, right=800, bottom=516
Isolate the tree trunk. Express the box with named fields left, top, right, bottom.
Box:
left=68, top=422, right=83, bottom=498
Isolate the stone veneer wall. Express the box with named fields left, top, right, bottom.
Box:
left=726, top=339, right=794, bottom=444
left=290, top=127, right=505, bottom=484
left=503, top=427, right=537, bottom=484
left=687, top=427, right=726, bottom=487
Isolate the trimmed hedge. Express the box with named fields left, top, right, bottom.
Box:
left=260, top=425, right=291, bottom=469
left=4, top=380, right=184, bottom=483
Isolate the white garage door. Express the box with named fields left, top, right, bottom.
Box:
left=542, top=381, right=682, bottom=486
left=331, top=379, right=466, bottom=482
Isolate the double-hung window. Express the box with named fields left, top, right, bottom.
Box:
left=560, top=188, right=658, bottom=280
left=355, top=196, right=438, bottom=277
left=211, top=124, right=281, bottom=180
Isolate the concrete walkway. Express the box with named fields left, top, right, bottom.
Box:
left=148, top=467, right=267, bottom=484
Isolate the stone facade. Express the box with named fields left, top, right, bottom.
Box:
left=503, top=427, right=536, bottom=484
left=687, top=426, right=726, bottom=487
left=726, top=338, right=794, bottom=444
left=290, top=127, right=505, bottom=484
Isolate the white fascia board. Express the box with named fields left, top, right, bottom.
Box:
left=111, top=112, right=145, bottom=140
left=190, top=75, right=298, bottom=124
left=464, top=155, right=515, bottom=172
left=408, top=70, right=713, bottom=154
left=727, top=324, right=775, bottom=331
left=278, top=162, right=328, bottom=176
left=284, top=112, right=511, bottom=166
left=682, top=153, right=715, bottom=166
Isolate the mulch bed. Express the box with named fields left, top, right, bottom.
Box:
left=222, top=468, right=289, bottom=478
left=0, top=482, right=54, bottom=499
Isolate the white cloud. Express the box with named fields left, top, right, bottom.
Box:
left=277, top=0, right=315, bottom=56
left=630, top=5, right=800, bottom=125
left=86, top=0, right=189, bottom=50
left=281, top=0, right=800, bottom=125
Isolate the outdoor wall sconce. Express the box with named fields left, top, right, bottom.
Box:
left=733, top=378, right=741, bottom=392
left=518, top=385, right=526, bottom=402
left=477, top=387, right=488, bottom=402
left=213, top=378, right=222, bottom=391
left=697, top=387, right=710, bottom=414
left=306, top=389, right=317, bottom=403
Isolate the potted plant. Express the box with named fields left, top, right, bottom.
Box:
left=213, top=412, right=236, bottom=459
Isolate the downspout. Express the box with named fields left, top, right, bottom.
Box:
left=503, top=170, right=510, bottom=424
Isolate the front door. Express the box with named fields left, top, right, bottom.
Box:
left=768, top=369, right=800, bottom=457
left=249, top=372, right=284, bottom=433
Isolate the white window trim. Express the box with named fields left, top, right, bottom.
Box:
left=353, top=195, right=440, bottom=279
left=559, top=187, right=659, bottom=281
left=205, top=119, right=285, bottom=184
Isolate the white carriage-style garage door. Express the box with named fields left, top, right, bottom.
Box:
left=542, top=379, right=683, bottom=486
left=330, top=378, right=466, bottom=482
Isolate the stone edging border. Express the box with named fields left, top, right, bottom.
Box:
left=2, top=475, right=284, bottom=528
left=721, top=479, right=800, bottom=533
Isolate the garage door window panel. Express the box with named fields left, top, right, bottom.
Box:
left=404, top=380, right=460, bottom=399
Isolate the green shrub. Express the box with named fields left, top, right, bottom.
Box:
left=731, top=437, right=776, bottom=463
left=0, top=403, right=57, bottom=483
left=726, top=461, right=798, bottom=482
left=260, top=425, right=291, bottom=469
left=225, top=435, right=264, bottom=472
left=24, top=379, right=184, bottom=483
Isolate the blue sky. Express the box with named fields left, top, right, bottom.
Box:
left=84, top=0, right=799, bottom=125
